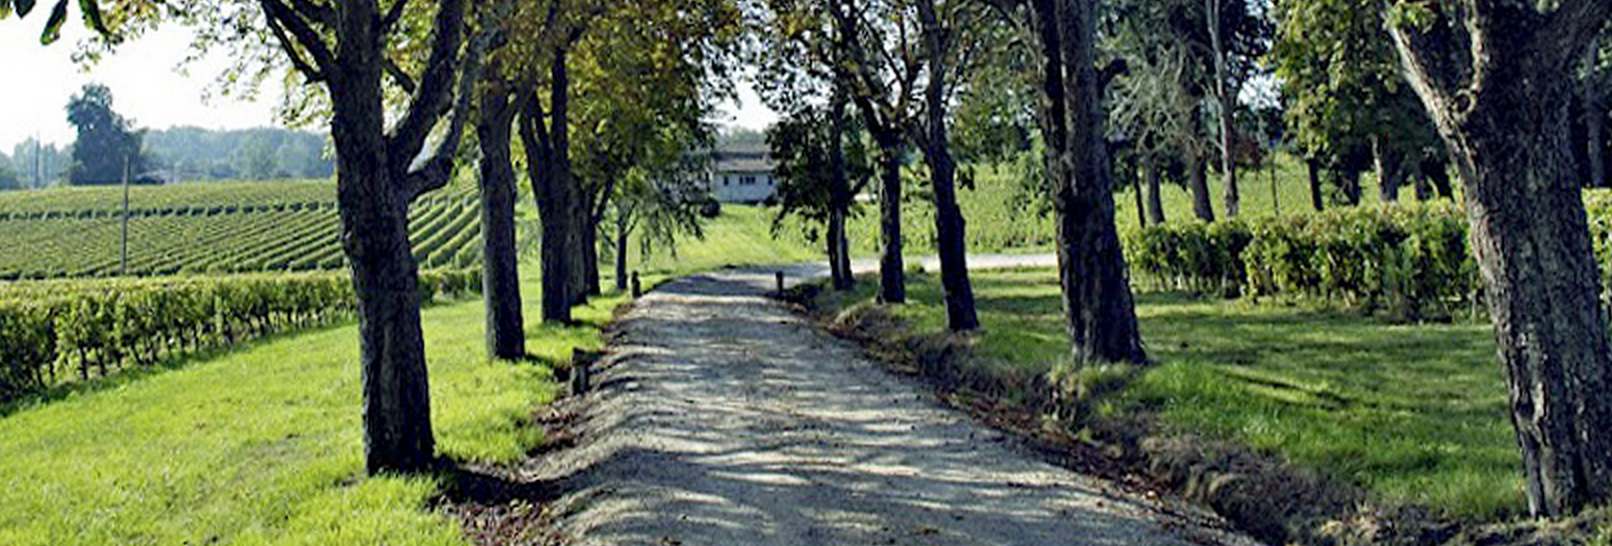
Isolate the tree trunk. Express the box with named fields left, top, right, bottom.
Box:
left=1207, top=0, right=1239, bottom=218
left=581, top=213, right=600, bottom=297
left=475, top=81, right=525, bottom=360
left=1031, top=0, right=1146, bottom=365
left=1306, top=157, right=1325, bottom=211
left=875, top=136, right=906, bottom=304
left=1189, top=151, right=1214, bottom=221
left=518, top=52, right=576, bottom=324
left=1145, top=158, right=1167, bottom=224
left=1132, top=160, right=1148, bottom=227
left=329, top=0, right=434, bottom=474
left=917, top=0, right=978, bottom=331
left=554, top=51, right=588, bottom=308
left=828, top=89, right=855, bottom=291
left=1587, top=99, right=1607, bottom=188
left=1392, top=12, right=1612, bottom=517
left=1372, top=134, right=1402, bottom=203
left=614, top=207, right=630, bottom=292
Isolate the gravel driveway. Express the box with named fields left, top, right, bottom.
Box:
left=526, top=259, right=1255, bottom=546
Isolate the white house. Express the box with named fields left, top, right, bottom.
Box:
left=707, top=144, right=777, bottom=203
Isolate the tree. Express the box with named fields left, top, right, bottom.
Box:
left=768, top=100, right=873, bottom=290
left=66, top=83, right=146, bottom=185
left=993, top=0, right=1145, bottom=364
left=829, top=0, right=919, bottom=304
left=1272, top=0, right=1441, bottom=206
left=913, top=0, right=981, bottom=330
left=0, top=153, right=20, bottom=190
left=1388, top=0, right=1612, bottom=517
left=251, top=0, right=487, bottom=474
left=476, top=55, right=526, bottom=360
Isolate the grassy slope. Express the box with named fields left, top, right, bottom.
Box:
left=819, top=268, right=1519, bottom=519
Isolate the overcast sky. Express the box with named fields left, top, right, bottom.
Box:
left=0, top=17, right=776, bottom=154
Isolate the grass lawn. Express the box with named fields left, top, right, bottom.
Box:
left=818, top=267, right=1522, bottom=519
left=0, top=269, right=624, bottom=545
left=0, top=203, right=837, bottom=545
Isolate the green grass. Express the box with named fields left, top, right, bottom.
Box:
left=630, top=204, right=824, bottom=277
left=0, top=271, right=622, bottom=545
left=818, top=267, right=1521, bottom=519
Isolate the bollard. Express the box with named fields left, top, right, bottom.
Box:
left=570, top=348, right=594, bottom=395
left=630, top=271, right=642, bottom=298
left=776, top=270, right=785, bottom=293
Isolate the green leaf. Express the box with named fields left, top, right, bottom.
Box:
left=40, top=0, right=66, bottom=44
left=79, top=0, right=107, bottom=35
left=0, top=2, right=12, bottom=20
left=15, top=0, right=36, bottom=17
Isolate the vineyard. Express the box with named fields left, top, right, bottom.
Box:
left=0, top=181, right=484, bottom=279
left=0, top=269, right=481, bottom=403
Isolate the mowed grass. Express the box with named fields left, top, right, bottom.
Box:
left=631, top=204, right=823, bottom=276
left=0, top=273, right=622, bottom=545
left=0, top=204, right=831, bottom=545
left=818, top=268, right=1521, bottom=518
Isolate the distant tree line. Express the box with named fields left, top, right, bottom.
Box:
left=144, top=126, right=334, bottom=182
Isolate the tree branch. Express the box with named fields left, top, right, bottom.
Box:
left=382, top=0, right=410, bottom=34
left=287, top=0, right=336, bottom=27
left=259, top=0, right=334, bottom=79
left=407, top=13, right=492, bottom=201
left=385, top=57, right=419, bottom=94
left=387, top=0, right=468, bottom=175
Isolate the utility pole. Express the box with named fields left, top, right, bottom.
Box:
left=121, top=156, right=130, bottom=276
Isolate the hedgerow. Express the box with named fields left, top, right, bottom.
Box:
left=0, top=269, right=480, bottom=403
left=1122, top=196, right=1612, bottom=318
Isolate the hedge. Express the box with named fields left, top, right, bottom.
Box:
left=0, top=269, right=481, bottom=403
left=1125, top=192, right=1612, bottom=318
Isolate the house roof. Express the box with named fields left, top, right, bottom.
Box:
left=715, top=157, right=775, bottom=174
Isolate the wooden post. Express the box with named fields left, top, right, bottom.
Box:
left=570, top=348, right=594, bottom=395
left=776, top=270, right=785, bottom=293
left=630, top=271, right=642, bottom=298
left=120, top=156, right=130, bottom=276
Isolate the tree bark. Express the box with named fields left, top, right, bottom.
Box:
left=1372, top=133, right=1402, bottom=203
left=1334, top=167, right=1362, bottom=205
left=326, top=0, right=460, bottom=474
left=614, top=206, right=630, bottom=292
left=828, top=89, right=855, bottom=291
left=517, top=50, right=577, bottom=324
left=1030, top=0, right=1146, bottom=365
left=476, top=79, right=525, bottom=360
left=1146, top=158, right=1167, bottom=223
left=916, top=0, right=978, bottom=331
left=1587, top=97, right=1607, bottom=188
left=1189, top=151, right=1214, bottom=221
left=581, top=212, right=600, bottom=297
left=1206, top=0, right=1239, bottom=218
left=1306, top=157, right=1325, bottom=211
left=1391, top=6, right=1612, bottom=517
left=1133, top=160, right=1148, bottom=227
left=875, top=135, right=906, bottom=304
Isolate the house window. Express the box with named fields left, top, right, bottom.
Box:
left=723, top=175, right=731, bottom=186
left=741, top=176, right=757, bottom=185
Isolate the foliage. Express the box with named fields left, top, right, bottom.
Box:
left=767, top=103, right=871, bottom=240
left=143, top=126, right=334, bottom=181
left=65, top=83, right=148, bottom=185
left=8, top=139, right=70, bottom=188
left=0, top=269, right=482, bottom=402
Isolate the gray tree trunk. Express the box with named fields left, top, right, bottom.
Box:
left=1372, top=134, right=1403, bottom=203
left=828, top=89, right=855, bottom=291
left=1206, top=0, right=1239, bottom=218
left=1030, top=0, right=1146, bottom=365
left=917, top=0, right=978, bottom=331
left=1306, top=157, right=1325, bottom=211
left=875, top=134, right=906, bottom=304
left=1145, top=158, right=1167, bottom=224
left=1391, top=5, right=1612, bottom=516
left=475, top=80, right=525, bottom=360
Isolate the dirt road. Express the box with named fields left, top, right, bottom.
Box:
left=526, top=262, right=1253, bottom=545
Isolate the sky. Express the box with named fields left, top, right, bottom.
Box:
left=0, top=17, right=777, bottom=155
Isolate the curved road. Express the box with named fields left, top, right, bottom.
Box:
left=526, top=259, right=1254, bottom=545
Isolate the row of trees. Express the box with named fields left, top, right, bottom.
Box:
left=10, top=0, right=1612, bottom=521
left=754, top=0, right=1612, bottom=521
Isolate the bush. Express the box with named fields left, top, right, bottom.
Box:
left=1125, top=202, right=1482, bottom=317
left=0, top=269, right=481, bottom=403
